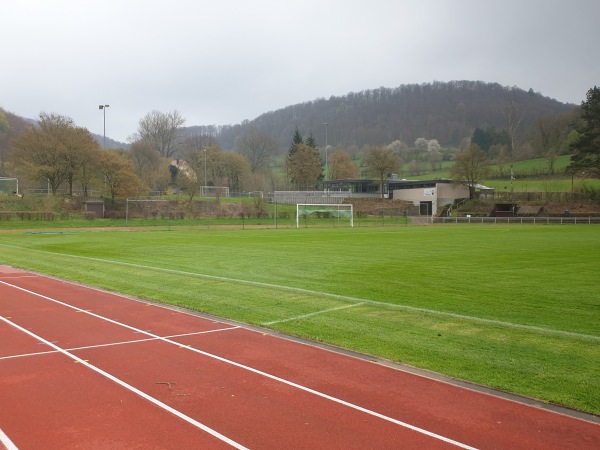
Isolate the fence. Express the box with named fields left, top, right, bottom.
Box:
left=434, top=216, right=600, bottom=225
left=492, top=191, right=590, bottom=202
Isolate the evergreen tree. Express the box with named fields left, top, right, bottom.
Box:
left=568, top=86, right=600, bottom=177
left=289, top=127, right=303, bottom=155
left=305, top=132, right=318, bottom=149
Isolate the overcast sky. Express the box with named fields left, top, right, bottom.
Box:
left=2, top=0, right=599, bottom=143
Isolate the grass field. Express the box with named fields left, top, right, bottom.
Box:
left=0, top=224, right=598, bottom=415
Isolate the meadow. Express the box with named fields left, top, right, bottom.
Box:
left=0, top=224, right=598, bottom=415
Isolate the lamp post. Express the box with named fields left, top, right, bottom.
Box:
left=323, top=122, right=328, bottom=181
left=99, top=105, right=109, bottom=148
left=203, top=148, right=207, bottom=196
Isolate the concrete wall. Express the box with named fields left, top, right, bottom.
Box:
left=392, top=183, right=469, bottom=206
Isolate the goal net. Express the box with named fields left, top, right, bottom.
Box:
left=296, top=203, right=354, bottom=228
left=202, top=186, right=229, bottom=198
left=0, top=177, right=18, bottom=195
left=125, top=199, right=179, bottom=224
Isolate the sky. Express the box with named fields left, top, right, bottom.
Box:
left=2, top=0, right=599, bottom=143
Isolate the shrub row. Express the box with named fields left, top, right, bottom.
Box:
left=0, top=211, right=56, bottom=221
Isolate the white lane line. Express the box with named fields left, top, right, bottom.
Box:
left=0, top=315, right=248, bottom=450
left=262, top=302, right=365, bottom=325
left=1, top=279, right=477, bottom=449
left=0, top=327, right=240, bottom=361
left=1, top=246, right=595, bottom=341
left=0, top=428, right=18, bottom=450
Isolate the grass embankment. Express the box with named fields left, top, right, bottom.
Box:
left=0, top=225, right=598, bottom=415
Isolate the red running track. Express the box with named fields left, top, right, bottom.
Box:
left=0, top=265, right=599, bottom=449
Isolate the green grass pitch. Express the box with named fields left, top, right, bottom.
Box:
left=0, top=225, right=598, bottom=415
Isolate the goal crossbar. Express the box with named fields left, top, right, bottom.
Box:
left=296, top=203, right=354, bottom=228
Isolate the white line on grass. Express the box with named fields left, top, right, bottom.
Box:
left=1, top=245, right=595, bottom=342
left=262, top=302, right=366, bottom=325
left=0, top=428, right=18, bottom=450
left=0, top=315, right=249, bottom=450
left=1, top=279, right=477, bottom=449
left=0, top=327, right=240, bottom=361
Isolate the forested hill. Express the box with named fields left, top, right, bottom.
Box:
left=182, top=81, right=576, bottom=151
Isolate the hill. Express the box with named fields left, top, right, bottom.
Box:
left=0, top=107, right=128, bottom=152
left=182, top=80, right=576, bottom=151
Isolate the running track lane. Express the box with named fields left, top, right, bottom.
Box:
left=0, top=267, right=599, bottom=449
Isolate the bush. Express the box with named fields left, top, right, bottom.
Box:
left=575, top=183, right=600, bottom=203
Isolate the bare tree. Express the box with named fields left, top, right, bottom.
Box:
left=328, top=148, right=359, bottom=180
left=530, top=112, right=574, bottom=174
left=502, top=100, right=525, bottom=193
left=131, top=110, right=185, bottom=158
left=451, top=144, right=489, bottom=199
left=364, top=146, right=401, bottom=198
left=221, top=151, right=252, bottom=192
left=128, top=140, right=166, bottom=191
left=236, top=128, right=278, bottom=173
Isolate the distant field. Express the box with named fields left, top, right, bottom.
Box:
left=0, top=225, right=598, bottom=414
left=408, top=154, right=600, bottom=191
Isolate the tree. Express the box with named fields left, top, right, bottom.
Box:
left=502, top=100, right=526, bottom=191
left=568, top=86, right=600, bottom=177
left=364, top=146, right=401, bottom=198
left=289, top=127, right=303, bottom=155
left=61, top=126, right=100, bottom=196
left=427, top=150, right=442, bottom=171
left=414, top=138, right=429, bottom=154
left=471, top=127, right=510, bottom=154
left=11, top=113, right=100, bottom=195
left=97, top=150, right=146, bottom=201
left=527, top=110, right=576, bottom=176
left=285, top=143, right=322, bottom=189
left=0, top=110, right=11, bottom=176
left=132, top=110, right=185, bottom=158
left=305, top=132, right=318, bottom=149
left=128, top=140, right=166, bottom=191
left=328, top=148, right=359, bottom=180
left=221, top=151, right=251, bottom=192
left=236, top=128, right=277, bottom=173
left=451, top=144, right=489, bottom=199
left=427, top=139, right=441, bottom=153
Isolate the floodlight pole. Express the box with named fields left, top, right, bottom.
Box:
left=203, top=148, right=207, bottom=196
left=323, top=122, right=328, bottom=181
left=99, top=104, right=109, bottom=148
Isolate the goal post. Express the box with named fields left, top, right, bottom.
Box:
left=125, top=199, right=177, bottom=227
left=296, top=203, right=354, bottom=228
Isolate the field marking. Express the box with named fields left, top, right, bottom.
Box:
left=1, top=246, right=596, bottom=342
left=0, top=315, right=248, bottom=450
left=262, top=302, right=366, bottom=325
left=0, top=327, right=239, bottom=361
left=0, top=279, right=477, bottom=449
left=0, top=428, right=18, bottom=450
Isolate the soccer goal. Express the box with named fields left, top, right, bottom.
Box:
left=0, top=177, right=18, bottom=195
left=296, top=203, right=354, bottom=228
left=202, top=186, right=229, bottom=198
left=125, top=199, right=179, bottom=227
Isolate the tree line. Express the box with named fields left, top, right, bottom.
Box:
left=451, top=86, right=600, bottom=198
left=0, top=84, right=597, bottom=202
